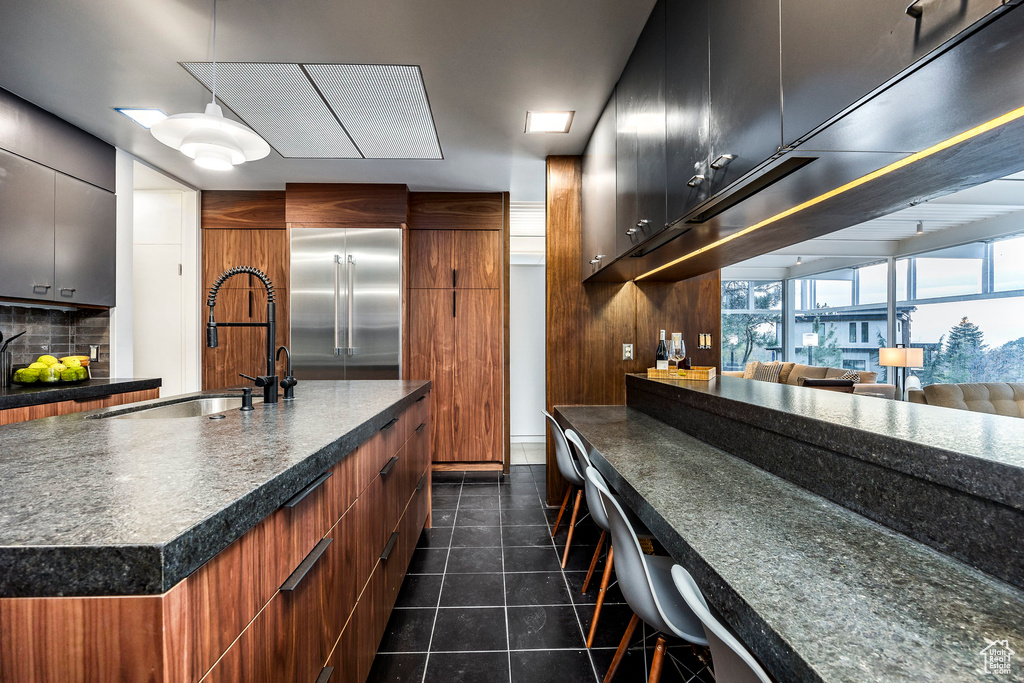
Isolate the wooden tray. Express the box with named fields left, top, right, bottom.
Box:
left=647, top=366, right=716, bottom=381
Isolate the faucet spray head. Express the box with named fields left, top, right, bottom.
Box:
left=206, top=308, right=218, bottom=348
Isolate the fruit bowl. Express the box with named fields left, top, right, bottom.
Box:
left=9, top=366, right=90, bottom=386
left=9, top=356, right=91, bottom=386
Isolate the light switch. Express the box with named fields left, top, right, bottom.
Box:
left=622, top=343, right=634, bottom=361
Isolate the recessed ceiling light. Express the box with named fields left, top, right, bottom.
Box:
left=525, top=110, right=574, bottom=134
left=115, top=108, right=168, bottom=129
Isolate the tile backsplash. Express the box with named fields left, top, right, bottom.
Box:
left=0, top=304, right=110, bottom=377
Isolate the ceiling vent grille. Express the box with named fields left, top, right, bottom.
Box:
left=304, top=64, right=442, bottom=160
left=181, top=62, right=361, bottom=159
left=179, top=62, right=442, bottom=160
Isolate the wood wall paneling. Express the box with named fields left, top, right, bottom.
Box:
left=408, top=192, right=504, bottom=231
left=453, top=230, right=501, bottom=289
left=544, top=156, right=722, bottom=504
left=201, top=191, right=286, bottom=230
left=285, top=184, right=409, bottom=225
left=502, top=191, right=511, bottom=474
left=250, top=229, right=290, bottom=291
left=454, top=289, right=503, bottom=463
left=202, top=229, right=252, bottom=290
left=408, top=230, right=453, bottom=288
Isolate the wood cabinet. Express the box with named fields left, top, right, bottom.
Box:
left=581, top=91, right=618, bottom=280
left=407, top=196, right=506, bottom=466
left=665, top=0, right=710, bottom=225
left=0, top=148, right=116, bottom=307
left=0, top=393, right=432, bottom=683
left=707, top=0, right=782, bottom=197
left=201, top=192, right=289, bottom=390
left=780, top=0, right=1005, bottom=147
left=616, top=0, right=667, bottom=250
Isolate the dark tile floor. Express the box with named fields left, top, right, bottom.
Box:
left=368, top=465, right=713, bottom=683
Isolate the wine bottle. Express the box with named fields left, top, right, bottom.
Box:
left=656, top=330, right=668, bottom=370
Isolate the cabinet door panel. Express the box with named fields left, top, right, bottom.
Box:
left=409, top=229, right=453, bottom=288
left=408, top=289, right=455, bottom=462
left=53, top=175, right=116, bottom=307
left=250, top=229, right=289, bottom=291
left=781, top=0, right=1004, bottom=146
left=665, top=0, right=711, bottom=223
left=202, top=288, right=253, bottom=390
left=582, top=92, right=618, bottom=278
left=453, top=230, right=501, bottom=289
left=453, top=289, right=502, bottom=463
left=0, top=149, right=56, bottom=301
left=708, top=0, right=782, bottom=195
left=202, top=229, right=251, bottom=291
left=632, top=0, right=667, bottom=241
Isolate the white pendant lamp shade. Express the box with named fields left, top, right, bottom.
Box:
left=151, top=103, right=270, bottom=170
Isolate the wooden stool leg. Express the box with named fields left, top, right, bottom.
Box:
left=603, top=612, right=640, bottom=683
left=587, top=544, right=614, bottom=647
left=582, top=529, right=607, bottom=593
left=648, top=636, right=667, bottom=683
left=561, top=489, right=583, bottom=568
left=551, top=486, right=572, bottom=537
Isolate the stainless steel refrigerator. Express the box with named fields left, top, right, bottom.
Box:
left=290, top=228, right=402, bottom=380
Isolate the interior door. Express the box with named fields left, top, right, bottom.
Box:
left=289, top=228, right=347, bottom=380
left=452, top=230, right=501, bottom=289
left=408, top=288, right=455, bottom=462
left=346, top=228, right=401, bottom=380
left=454, top=289, right=502, bottom=463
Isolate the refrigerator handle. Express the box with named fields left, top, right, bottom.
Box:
left=333, top=255, right=342, bottom=356
left=347, top=255, right=356, bottom=355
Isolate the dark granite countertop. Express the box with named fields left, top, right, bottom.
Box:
left=557, top=405, right=1024, bottom=683
left=0, top=380, right=429, bottom=598
left=0, top=377, right=162, bottom=410
left=630, top=374, right=1024, bottom=511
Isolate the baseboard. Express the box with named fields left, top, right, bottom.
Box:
left=432, top=462, right=504, bottom=471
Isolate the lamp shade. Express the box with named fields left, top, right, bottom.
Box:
left=879, top=347, right=924, bottom=368
left=151, top=103, right=270, bottom=170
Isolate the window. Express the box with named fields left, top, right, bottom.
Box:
left=721, top=280, right=782, bottom=371
left=792, top=267, right=887, bottom=373
left=897, top=234, right=1024, bottom=386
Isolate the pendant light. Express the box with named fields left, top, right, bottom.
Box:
left=151, top=0, right=269, bottom=170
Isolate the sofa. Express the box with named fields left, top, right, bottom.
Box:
left=723, top=362, right=897, bottom=399
left=907, top=382, right=1024, bottom=417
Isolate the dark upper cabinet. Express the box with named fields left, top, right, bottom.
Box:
left=665, top=0, right=711, bottom=225
left=0, top=148, right=56, bottom=302
left=707, top=0, right=783, bottom=196
left=54, top=174, right=116, bottom=307
left=617, top=0, right=667, bottom=254
left=582, top=91, right=618, bottom=280
left=781, top=0, right=1006, bottom=148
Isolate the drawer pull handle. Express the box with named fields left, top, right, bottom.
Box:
left=905, top=0, right=923, bottom=17
left=416, top=422, right=426, bottom=432
left=281, top=537, right=332, bottom=592
left=380, top=532, right=399, bottom=561
left=711, top=154, right=735, bottom=170
left=416, top=473, right=427, bottom=491
left=687, top=174, right=705, bottom=188
left=380, top=417, right=399, bottom=431
left=315, top=666, right=335, bottom=683
left=380, top=455, right=399, bottom=477
left=416, top=395, right=426, bottom=402
left=281, top=471, right=332, bottom=509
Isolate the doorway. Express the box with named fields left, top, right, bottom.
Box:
left=131, top=162, right=200, bottom=396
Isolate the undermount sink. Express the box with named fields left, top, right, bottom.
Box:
left=95, top=395, right=263, bottom=420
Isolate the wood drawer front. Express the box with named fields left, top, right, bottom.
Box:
left=328, top=560, right=388, bottom=683
left=379, top=443, right=408, bottom=541
left=270, top=470, right=339, bottom=590
left=408, top=395, right=429, bottom=442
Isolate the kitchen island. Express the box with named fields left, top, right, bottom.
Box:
left=0, top=380, right=432, bottom=683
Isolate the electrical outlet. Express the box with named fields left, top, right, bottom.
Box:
left=623, top=343, right=634, bottom=361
